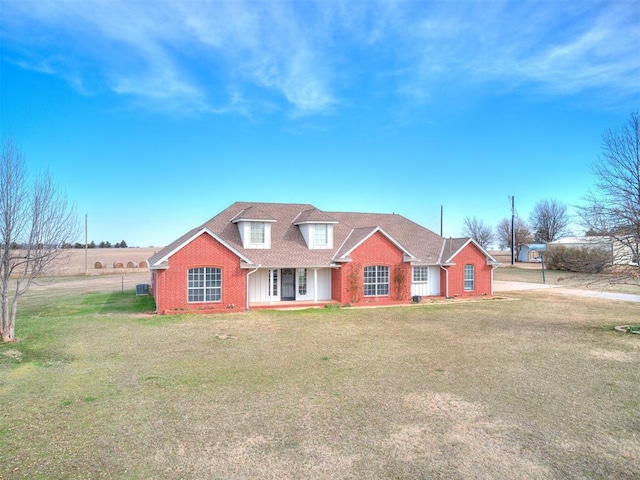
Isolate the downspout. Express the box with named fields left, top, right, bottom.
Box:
left=154, top=271, right=158, bottom=314
left=439, top=265, right=449, bottom=298
left=151, top=268, right=163, bottom=314
left=246, top=267, right=259, bottom=311
left=490, top=263, right=499, bottom=296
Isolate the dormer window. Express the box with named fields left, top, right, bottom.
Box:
left=231, top=206, right=276, bottom=249
left=314, top=224, right=328, bottom=247
left=295, top=222, right=334, bottom=249
left=241, top=221, right=271, bottom=248
left=293, top=208, right=338, bottom=250
left=250, top=222, right=265, bottom=245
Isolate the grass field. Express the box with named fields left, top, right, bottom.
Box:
left=1, top=275, right=639, bottom=479
left=495, top=264, right=640, bottom=294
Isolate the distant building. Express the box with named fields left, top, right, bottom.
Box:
left=547, top=236, right=638, bottom=266
left=517, top=243, right=546, bottom=263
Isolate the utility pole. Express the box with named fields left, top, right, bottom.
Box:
left=440, top=205, right=443, bottom=237
left=509, top=196, right=515, bottom=265
left=85, top=214, right=88, bottom=275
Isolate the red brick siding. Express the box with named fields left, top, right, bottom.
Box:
left=445, top=242, right=493, bottom=297
left=331, top=266, right=343, bottom=303
left=334, top=231, right=411, bottom=306
left=153, top=233, right=246, bottom=314
left=439, top=267, right=448, bottom=297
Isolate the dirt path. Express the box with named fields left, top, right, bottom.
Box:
left=494, top=280, right=640, bottom=303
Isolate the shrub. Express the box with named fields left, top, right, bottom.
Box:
left=546, top=246, right=611, bottom=273
left=346, top=263, right=362, bottom=304
left=393, top=264, right=407, bottom=300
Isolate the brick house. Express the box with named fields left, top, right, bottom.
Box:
left=148, top=202, right=498, bottom=314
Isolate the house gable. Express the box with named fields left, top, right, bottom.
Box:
left=441, top=240, right=496, bottom=297
left=152, top=231, right=248, bottom=314
left=332, top=230, right=412, bottom=305
left=441, top=238, right=498, bottom=266
left=149, top=227, right=252, bottom=269
left=333, top=226, right=416, bottom=263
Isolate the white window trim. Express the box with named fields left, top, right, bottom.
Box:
left=298, top=268, right=307, bottom=296
left=313, top=224, right=328, bottom=248
left=464, top=264, right=475, bottom=291
left=363, top=265, right=390, bottom=297
left=412, top=266, right=429, bottom=283
left=238, top=221, right=271, bottom=249
left=250, top=222, right=265, bottom=246
left=187, top=267, right=222, bottom=303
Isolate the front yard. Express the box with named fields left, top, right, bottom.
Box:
left=1, top=276, right=639, bottom=478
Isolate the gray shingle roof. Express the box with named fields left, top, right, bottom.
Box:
left=230, top=205, right=276, bottom=223
left=440, top=237, right=471, bottom=264
left=149, top=201, right=482, bottom=268
left=293, top=208, right=339, bottom=224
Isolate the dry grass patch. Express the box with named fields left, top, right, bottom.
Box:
left=1, top=282, right=639, bottom=479
left=495, top=265, right=640, bottom=294
left=42, top=247, right=159, bottom=276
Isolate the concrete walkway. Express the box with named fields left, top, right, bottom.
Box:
left=494, top=280, right=640, bottom=303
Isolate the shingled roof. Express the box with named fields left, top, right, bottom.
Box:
left=149, top=201, right=480, bottom=269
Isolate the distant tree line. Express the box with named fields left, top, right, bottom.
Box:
left=63, top=240, right=128, bottom=249
left=462, top=197, right=571, bottom=252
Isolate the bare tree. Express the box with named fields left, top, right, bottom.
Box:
left=577, top=112, right=640, bottom=285
left=529, top=198, right=570, bottom=242
left=461, top=216, right=494, bottom=249
left=1, top=138, right=78, bottom=342
left=496, top=217, right=532, bottom=250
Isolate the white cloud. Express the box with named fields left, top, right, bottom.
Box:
left=396, top=1, right=639, bottom=103
left=1, top=0, right=637, bottom=116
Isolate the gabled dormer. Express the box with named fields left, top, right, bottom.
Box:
left=293, top=208, right=338, bottom=250
left=231, top=206, right=276, bottom=249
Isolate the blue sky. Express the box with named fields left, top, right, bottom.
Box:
left=1, top=0, right=638, bottom=247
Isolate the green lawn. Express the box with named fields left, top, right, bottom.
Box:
left=1, top=278, right=639, bottom=479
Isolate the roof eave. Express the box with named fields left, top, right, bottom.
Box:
left=231, top=218, right=277, bottom=224
left=149, top=263, right=169, bottom=270
left=153, top=227, right=253, bottom=266
left=293, top=220, right=339, bottom=225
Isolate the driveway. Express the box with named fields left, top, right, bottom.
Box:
left=494, top=280, right=640, bottom=303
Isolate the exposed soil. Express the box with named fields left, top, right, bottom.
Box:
left=24, top=248, right=159, bottom=297
left=54, top=247, right=160, bottom=275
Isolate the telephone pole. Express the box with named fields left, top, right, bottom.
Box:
left=509, top=196, right=515, bottom=265
left=85, top=214, right=88, bottom=275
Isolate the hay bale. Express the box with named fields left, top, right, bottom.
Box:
left=94, top=261, right=107, bottom=269
left=127, top=261, right=138, bottom=268
left=113, top=261, right=124, bottom=268
left=139, top=260, right=148, bottom=268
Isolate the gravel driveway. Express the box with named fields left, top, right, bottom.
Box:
left=494, top=280, right=640, bottom=303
